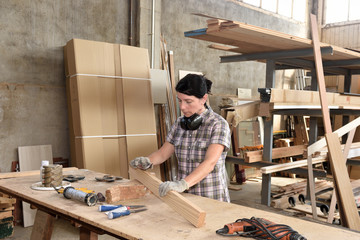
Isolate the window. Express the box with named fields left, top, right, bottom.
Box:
left=325, top=0, right=360, bottom=24
left=240, top=0, right=306, bottom=22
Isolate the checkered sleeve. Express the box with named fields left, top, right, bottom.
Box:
left=210, top=118, right=231, bottom=152
left=166, top=118, right=180, bottom=145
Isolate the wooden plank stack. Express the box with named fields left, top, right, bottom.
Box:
left=0, top=193, right=15, bottom=239
left=64, top=39, right=161, bottom=179
left=185, top=18, right=360, bottom=63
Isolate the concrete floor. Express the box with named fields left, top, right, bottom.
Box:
left=9, top=177, right=304, bottom=239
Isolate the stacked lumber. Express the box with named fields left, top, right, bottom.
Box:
left=185, top=18, right=360, bottom=62
left=271, top=180, right=333, bottom=209
left=0, top=193, right=15, bottom=239
left=64, top=39, right=161, bottom=179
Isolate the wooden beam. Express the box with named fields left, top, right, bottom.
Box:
left=308, top=116, right=360, bottom=156
left=245, top=145, right=306, bottom=163
left=224, top=101, right=260, bottom=128
left=269, top=88, right=360, bottom=108
left=129, top=168, right=206, bottom=228
left=260, top=156, right=327, bottom=174
left=311, top=13, right=331, bottom=133
left=30, top=210, right=55, bottom=240
left=327, top=129, right=356, bottom=223
left=325, top=133, right=360, bottom=229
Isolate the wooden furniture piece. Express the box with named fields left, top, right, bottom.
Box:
left=1, top=169, right=360, bottom=240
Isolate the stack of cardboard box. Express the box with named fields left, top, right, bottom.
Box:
left=64, top=39, right=160, bottom=178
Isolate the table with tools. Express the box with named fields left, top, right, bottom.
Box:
left=1, top=168, right=360, bottom=240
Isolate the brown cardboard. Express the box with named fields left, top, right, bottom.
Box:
left=120, top=44, right=151, bottom=78
left=66, top=39, right=116, bottom=77
left=65, top=39, right=161, bottom=178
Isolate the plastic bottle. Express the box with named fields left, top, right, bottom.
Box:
left=40, top=160, right=49, bottom=185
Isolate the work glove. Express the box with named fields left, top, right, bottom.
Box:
left=159, top=179, right=189, bottom=197
left=129, top=157, right=152, bottom=170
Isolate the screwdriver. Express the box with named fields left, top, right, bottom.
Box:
left=98, top=204, right=146, bottom=212
left=107, top=207, right=147, bottom=219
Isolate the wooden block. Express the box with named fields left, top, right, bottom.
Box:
left=105, top=181, right=149, bottom=203
left=0, top=211, right=12, bottom=219
left=0, top=202, right=13, bottom=209
left=325, top=132, right=360, bottom=230
left=0, top=197, right=16, bottom=204
left=129, top=167, right=206, bottom=228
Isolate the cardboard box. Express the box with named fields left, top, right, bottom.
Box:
left=65, top=39, right=160, bottom=178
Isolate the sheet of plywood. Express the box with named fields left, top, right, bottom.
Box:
left=150, top=69, right=168, bottom=104
left=18, top=145, right=53, bottom=227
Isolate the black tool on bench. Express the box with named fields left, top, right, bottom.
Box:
left=95, top=174, right=122, bottom=182
left=63, top=175, right=85, bottom=182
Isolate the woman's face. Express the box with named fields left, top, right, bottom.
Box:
left=177, top=92, right=207, bottom=117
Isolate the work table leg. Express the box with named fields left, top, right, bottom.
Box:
left=80, top=227, right=98, bottom=240
left=30, top=209, right=55, bottom=240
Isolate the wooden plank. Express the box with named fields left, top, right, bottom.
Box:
left=327, top=129, right=356, bottom=223
left=0, top=167, right=78, bottom=179
left=168, top=51, right=178, bottom=119
left=325, top=133, right=360, bottom=230
left=269, top=88, right=360, bottom=108
left=260, top=156, right=327, bottom=174
left=30, top=210, right=54, bottom=240
left=308, top=116, right=360, bottom=155
left=310, top=14, right=332, bottom=133
left=245, top=145, right=306, bottom=163
left=129, top=168, right=206, bottom=228
left=224, top=101, right=260, bottom=128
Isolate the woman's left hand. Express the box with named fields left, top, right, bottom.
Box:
left=159, top=179, right=189, bottom=197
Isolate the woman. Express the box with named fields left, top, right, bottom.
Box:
left=130, top=74, right=231, bottom=202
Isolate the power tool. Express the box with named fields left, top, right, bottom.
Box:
left=216, top=217, right=307, bottom=240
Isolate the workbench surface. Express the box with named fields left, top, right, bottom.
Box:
left=1, top=169, right=359, bottom=240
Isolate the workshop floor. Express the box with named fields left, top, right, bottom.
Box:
left=9, top=177, right=304, bottom=239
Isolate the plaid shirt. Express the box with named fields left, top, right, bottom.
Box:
left=166, top=108, right=231, bottom=202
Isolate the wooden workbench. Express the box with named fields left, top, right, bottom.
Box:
left=1, top=169, right=360, bottom=239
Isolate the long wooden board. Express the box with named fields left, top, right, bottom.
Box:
left=310, top=13, right=360, bottom=230
left=129, top=167, right=206, bottom=227
left=245, top=145, right=306, bottom=163
left=260, top=156, right=327, bottom=174
left=325, top=133, right=360, bottom=229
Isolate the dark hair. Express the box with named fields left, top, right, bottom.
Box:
left=175, top=74, right=212, bottom=98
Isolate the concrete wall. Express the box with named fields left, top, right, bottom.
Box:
left=0, top=0, right=309, bottom=172
left=0, top=0, right=129, bottom=172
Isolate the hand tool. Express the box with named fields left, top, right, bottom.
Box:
left=216, top=217, right=307, bottom=240
left=52, top=185, right=98, bottom=206
left=107, top=206, right=147, bottom=219
left=98, top=204, right=146, bottom=212
left=63, top=175, right=85, bottom=182
left=95, top=174, right=123, bottom=182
